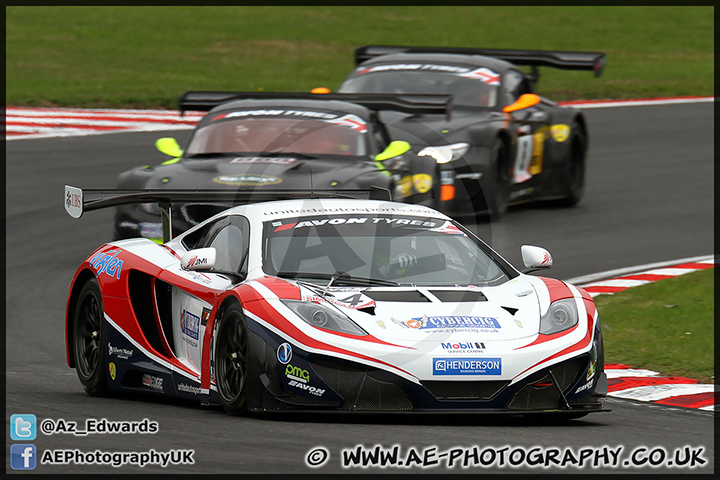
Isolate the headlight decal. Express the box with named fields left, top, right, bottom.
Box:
left=282, top=299, right=367, bottom=336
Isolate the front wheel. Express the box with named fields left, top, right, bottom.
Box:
left=72, top=278, right=109, bottom=396
left=482, top=140, right=510, bottom=221
left=214, top=305, right=250, bottom=415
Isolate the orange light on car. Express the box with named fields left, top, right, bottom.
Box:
left=311, top=87, right=331, bottom=94
left=440, top=185, right=455, bottom=201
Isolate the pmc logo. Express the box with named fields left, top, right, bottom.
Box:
left=277, top=343, right=292, bottom=364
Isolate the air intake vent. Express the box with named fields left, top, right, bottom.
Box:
left=422, top=381, right=508, bottom=400
left=429, top=290, right=487, bottom=302
left=363, top=290, right=430, bottom=302
left=312, top=359, right=413, bottom=411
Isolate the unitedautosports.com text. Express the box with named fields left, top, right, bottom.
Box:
left=314, top=444, right=707, bottom=470
left=41, top=448, right=194, bottom=468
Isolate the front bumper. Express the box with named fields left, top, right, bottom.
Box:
left=239, top=323, right=608, bottom=415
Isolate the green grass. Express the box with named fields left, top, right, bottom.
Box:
left=6, top=6, right=714, bottom=108
left=594, top=268, right=714, bottom=384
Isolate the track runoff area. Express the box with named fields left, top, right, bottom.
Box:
left=6, top=96, right=715, bottom=411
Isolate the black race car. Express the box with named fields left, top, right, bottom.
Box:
left=114, top=92, right=452, bottom=241
left=337, top=45, right=606, bottom=220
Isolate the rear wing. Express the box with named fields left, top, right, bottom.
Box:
left=64, top=185, right=389, bottom=243
left=354, top=45, right=606, bottom=78
left=179, top=91, right=452, bottom=118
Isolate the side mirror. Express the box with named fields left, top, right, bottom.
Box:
left=502, top=93, right=541, bottom=113
left=156, top=137, right=184, bottom=158
left=181, top=248, right=216, bottom=271
left=375, top=140, right=411, bottom=162
left=521, top=245, right=552, bottom=273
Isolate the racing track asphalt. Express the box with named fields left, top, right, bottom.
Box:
left=4, top=101, right=715, bottom=474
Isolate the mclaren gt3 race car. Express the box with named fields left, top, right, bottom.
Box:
left=65, top=186, right=608, bottom=418
left=337, top=45, right=607, bottom=220
left=114, top=92, right=452, bottom=242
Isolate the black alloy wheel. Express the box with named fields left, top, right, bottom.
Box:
left=72, top=278, right=109, bottom=396
left=215, top=305, right=250, bottom=415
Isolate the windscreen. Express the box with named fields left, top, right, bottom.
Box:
left=263, top=214, right=515, bottom=287
left=339, top=64, right=500, bottom=108
left=186, top=112, right=368, bottom=156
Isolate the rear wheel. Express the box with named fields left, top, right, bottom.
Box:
left=215, top=305, right=250, bottom=415
left=72, top=279, right=109, bottom=396
left=558, top=121, right=587, bottom=206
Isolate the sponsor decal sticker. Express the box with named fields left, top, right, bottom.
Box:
left=433, top=358, right=502, bottom=375
left=395, top=316, right=500, bottom=333
left=288, top=380, right=326, bottom=397
left=458, top=67, right=501, bottom=85
left=231, top=156, right=297, bottom=165
left=551, top=124, right=570, bottom=142
left=178, top=383, right=201, bottom=395
left=89, top=250, right=123, bottom=280
left=109, top=362, right=116, bottom=381
left=213, top=174, right=282, bottom=186
left=285, top=364, right=310, bottom=383
left=440, top=341, right=486, bottom=354
left=575, top=379, right=594, bottom=394
left=324, top=114, right=367, bottom=132
left=142, top=374, right=164, bottom=391
left=108, top=342, right=133, bottom=360
left=357, top=64, right=471, bottom=75
left=302, top=293, right=375, bottom=310
left=277, top=343, right=292, bottom=365
left=181, top=310, right=200, bottom=347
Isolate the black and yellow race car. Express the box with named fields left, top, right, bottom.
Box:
left=337, top=45, right=606, bottom=220
left=113, top=91, right=453, bottom=241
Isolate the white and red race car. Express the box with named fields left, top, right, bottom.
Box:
left=64, top=185, right=607, bottom=419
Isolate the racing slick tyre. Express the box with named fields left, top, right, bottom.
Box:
left=557, top=121, right=587, bottom=207
left=72, top=278, right=109, bottom=397
left=215, top=304, right=250, bottom=415
left=483, top=140, right=510, bottom=221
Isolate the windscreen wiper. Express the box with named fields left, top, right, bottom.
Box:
left=276, top=271, right=399, bottom=286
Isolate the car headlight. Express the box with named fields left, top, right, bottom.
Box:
left=281, top=300, right=367, bottom=336
left=539, top=298, right=579, bottom=335
left=418, top=143, right=470, bottom=164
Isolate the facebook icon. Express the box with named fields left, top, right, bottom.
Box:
left=11, top=444, right=37, bottom=470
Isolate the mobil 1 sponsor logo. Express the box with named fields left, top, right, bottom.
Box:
left=441, top=340, right=486, bottom=354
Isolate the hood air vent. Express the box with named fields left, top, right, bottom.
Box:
left=363, top=290, right=430, bottom=302
left=429, top=290, right=488, bottom=302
